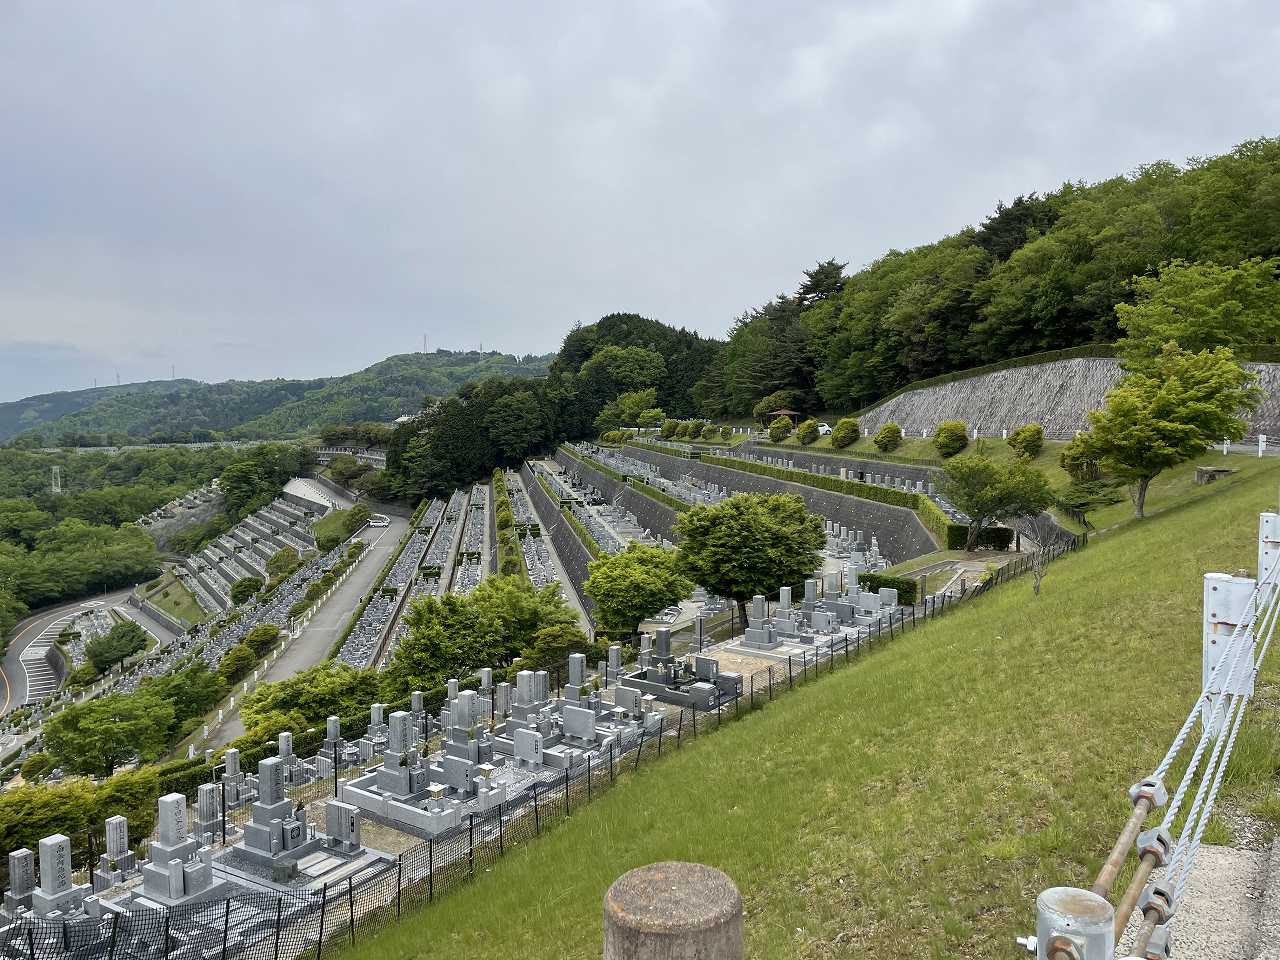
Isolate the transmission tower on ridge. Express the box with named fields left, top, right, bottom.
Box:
left=51, top=465, right=62, bottom=495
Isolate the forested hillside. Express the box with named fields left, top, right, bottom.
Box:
left=0, top=443, right=311, bottom=641
left=379, top=138, right=1280, bottom=500
left=2, top=350, right=552, bottom=446
left=695, top=138, right=1280, bottom=415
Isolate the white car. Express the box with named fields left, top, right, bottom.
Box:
left=817, top=422, right=833, bottom=436
left=368, top=514, right=391, bottom=527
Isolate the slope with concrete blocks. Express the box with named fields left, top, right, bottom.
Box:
left=859, top=356, right=1280, bottom=440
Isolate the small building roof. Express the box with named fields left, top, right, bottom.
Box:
left=769, top=409, right=802, bottom=417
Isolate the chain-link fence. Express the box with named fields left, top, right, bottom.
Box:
left=0, top=533, right=1086, bottom=959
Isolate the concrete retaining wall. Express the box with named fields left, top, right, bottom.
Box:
left=619, top=486, right=680, bottom=543
left=522, top=464, right=598, bottom=629
left=737, top=443, right=938, bottom=486
left=553, top=450, right=625, bottom=501
left=623, top=444, right=936, bottom=565
left=858, top=357, right=1280, bottom=440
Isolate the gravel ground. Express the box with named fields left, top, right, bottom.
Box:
left=1116, top=843, right=1272, bottom=959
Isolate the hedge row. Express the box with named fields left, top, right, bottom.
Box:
left=628, top=440, right=694, bottom=459
left=700, top=455, right=920, bottom=509
left=562, top=506, right=603, bottom=561
left=491, top=470, right=527, bottom=579
left=853, top=573, right=918, bottom=605
left=753, top=441, right=943, bottom=467
left=568, top=444, right=690, bottom=514
left=625, top=479, right=690, bottom=514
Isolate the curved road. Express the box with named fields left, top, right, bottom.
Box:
left=1, top=586, right=181, bottom=717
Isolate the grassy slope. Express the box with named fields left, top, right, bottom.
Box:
left=336, top=461, right=1280, bottom=960
left=147, top=574, right=208, bottom=627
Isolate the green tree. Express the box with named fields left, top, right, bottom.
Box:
left=238, top=661, right=379, bottom=745
left=43, top=693, right=174, bottom=777
left=327, top=453, right=370, bottom=487
left=19, top=753, right=52, bottom=782
left=485, top=391, right=549, bottom=461
left=219, top=460, right=266, bottom=517
left=1078, top=345, right=1261, bottom=517
left=218, top=643, right=257, bottom=684
left=752, top=390, right=801, bottom=425
left=660, top=419, right=679, bottom=439
left=266, top=546, right=300, bottom=580
left=85, top=620, right=149, bottom=674
left=939, top=456, right=1055, bottom=550
left=245, top=622, right=281, bottom=655
left=934, top=420, right=969, bottom=457
left=796, top=419, right=820, bottom=444
left=1116, top=257, right=1280, bottom=363
left=873, top=423, right=903, bottom=452
left=768, top=416, right=793, bottom=442
left=830, top=417, right=860, bottom=448
left=230, top=576, right=263, bottom=606
left=675, top=494, right=825, bottom=622
left=1007, top=423, right=1044, bottom=460
left=384, top=576, right=581, bottom=696
left=584, top=544, right=692, bottom=641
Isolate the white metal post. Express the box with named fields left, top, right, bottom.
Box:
left=1202, top=572, right=1256, bottom=739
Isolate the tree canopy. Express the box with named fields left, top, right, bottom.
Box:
left=584, top=544, right=692, bottom=640
left=85, top=620, right=149, bottom=673
left=675, top=494, right=825, bottom=620
left=43, top=693, right=174, bottom=777
left=1078, top=345, right=1261, bottom=516
left=939, top=456, right=1055, bottom=550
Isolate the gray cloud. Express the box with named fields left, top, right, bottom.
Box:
left=1, top=0, right=1277, bottom=400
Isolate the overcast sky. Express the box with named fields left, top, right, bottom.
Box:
left=1, top=1, right=1277, bottom=401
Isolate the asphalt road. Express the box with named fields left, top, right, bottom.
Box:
left=211, top=515, right=410, bottom=745
left=0, top=585, right=182, bottom=716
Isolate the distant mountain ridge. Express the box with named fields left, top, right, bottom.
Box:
left=0, top=350, right=553, bottom=444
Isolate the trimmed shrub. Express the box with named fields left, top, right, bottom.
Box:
left=933, top=420, right=969, bottom=457
left=600, top=430, right=625, bottom=445
left=660, top=419, right=679, bottom=439
left=830, top=417, right=860, bottom=448
left=1060, top=434, right=1101, bottom=481
left=854, top=573, right=917, bottom=605
left=768, top=416, right=793, bottom=443
left=796, top=419, right=820, bottom=445
left=673, top=422, right=690, bottom=439
left=1008, top=423, right=1044, bottom=460
left=873, top=422, right=903, bottom=452
left=720, top=425, right=733, bottom=441
left=701, top=423, right=720, bottom=440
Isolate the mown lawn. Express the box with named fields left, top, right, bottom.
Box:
left=334, top=461, right=1280, bottom=959
left=146, top=573, right=208, bottom=627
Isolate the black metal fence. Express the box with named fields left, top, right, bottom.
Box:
left=0, top=533, right=1087, bottom=959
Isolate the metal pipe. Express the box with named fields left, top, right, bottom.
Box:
left=1112, top=852, right=1159, bottom=940
left=1092, top=797, right=1152, bottom=897
left=1131, top=910, right=1160, bottom=956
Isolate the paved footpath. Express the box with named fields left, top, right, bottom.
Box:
left=212, top=515, right=410, bottom=746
